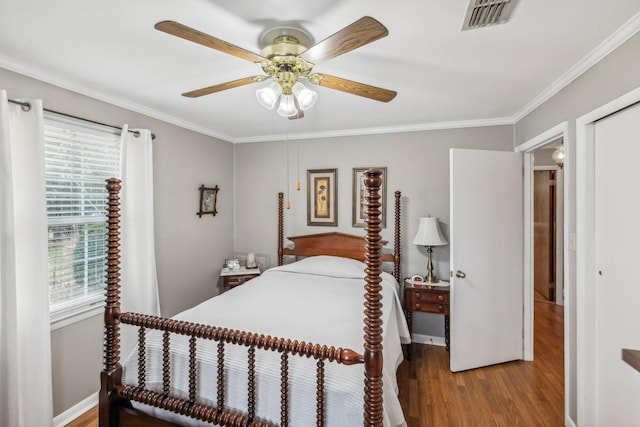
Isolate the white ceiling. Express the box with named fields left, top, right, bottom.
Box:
left=1, top=1, right=639, bottom=143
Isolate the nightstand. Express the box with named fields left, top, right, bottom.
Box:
left=220, top=267, right=260, bottom=291
left=404, top=279, right=450, bottom=359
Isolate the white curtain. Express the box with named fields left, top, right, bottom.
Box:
left=119, top=125, right=160, bottom=353
left=0, top=90, right=53, bottom=426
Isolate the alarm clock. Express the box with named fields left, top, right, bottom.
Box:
left=411, top=275, right=424, bottom=282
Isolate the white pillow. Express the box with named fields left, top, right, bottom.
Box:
left=267, top=255, right=367, bottom=279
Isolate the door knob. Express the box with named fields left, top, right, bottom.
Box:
left=456, top=270, right=466, bottom=278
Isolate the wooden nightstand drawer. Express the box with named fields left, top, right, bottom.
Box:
left=408, top=300, right=449, bottom=314
left=406, top=289, right=449, bottom=305
left=224, top=274, right=258, bottom=288
left=221, top=267, right=261, bottom=291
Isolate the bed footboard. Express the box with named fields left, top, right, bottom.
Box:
left=116, top=312, right=363, bottom=426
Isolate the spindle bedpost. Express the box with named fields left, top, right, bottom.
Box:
left=394, top=190, right=402, bottom=283
left=99, top=178, right=123, bottom=426
left=278, top=192, right=284, bottom=266
left=363, top=169, right=385, bottom=426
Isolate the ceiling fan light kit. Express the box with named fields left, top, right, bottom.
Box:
left=154, top=16, right=397, bottom=119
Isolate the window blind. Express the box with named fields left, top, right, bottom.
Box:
left=44, top=119, right=121, bottom=314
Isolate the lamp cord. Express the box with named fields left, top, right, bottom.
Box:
left=286, top=120, right=291, bottom=210
left=296, top=115, right=301, bottom=191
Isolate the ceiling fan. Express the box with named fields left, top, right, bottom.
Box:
left=154, top=16, right=397, bottom=119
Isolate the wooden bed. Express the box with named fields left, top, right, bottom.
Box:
left=99, top=169, right=403, bottom=426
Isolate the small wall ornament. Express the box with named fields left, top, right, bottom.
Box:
left=198, top=185, right=219, bottom=217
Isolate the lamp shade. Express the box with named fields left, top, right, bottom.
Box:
left=256, top=81, right=282, bottom=110
left=292, top=82, right=318, bottom=110
left=412, top=217, right=448, bottom=246
left=277, top=93, right=297, bottom=117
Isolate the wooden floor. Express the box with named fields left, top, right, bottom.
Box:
left=397, top=298, right=564, bottom=426
left=67, top=299, right=563, bottom=427
left=65, top=405, right=97, bottom=427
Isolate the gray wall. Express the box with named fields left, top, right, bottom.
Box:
left=515, top=31, right=640, bottom=426
left=234, top=126, right=514, bottom=338
left=1, top=67, right=235, bottom=416
left=533, top=147, right=558, bottom=167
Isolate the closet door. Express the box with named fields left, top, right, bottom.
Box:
left=593, top=102, right=640, bottom=425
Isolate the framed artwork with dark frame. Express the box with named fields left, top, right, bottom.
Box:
left=352, top=167, right=387, bottom=228
left=197, top=184, right=219, bottom=218
left=307, top=169, right=338, bottom=226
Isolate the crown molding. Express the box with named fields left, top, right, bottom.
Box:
left=229, top=117, right=515, bottom=143
left=513, top=11, right=640, bottom=123
left=0, top=56, right=234, bottom=142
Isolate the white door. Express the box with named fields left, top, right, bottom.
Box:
left=594, top=103, right=640, bottom=425
left=450, top=149, right=524, bottom=372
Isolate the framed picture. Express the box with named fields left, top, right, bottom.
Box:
left=352, top=167, right=387, bottom=228
left=197, top=184, right=219, bottom=217
left=307, top=169, right=337, bottom=226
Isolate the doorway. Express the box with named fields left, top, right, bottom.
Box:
left=516, top=121, right=569, bottom=422
left=530, top=146, right=565, bottom=387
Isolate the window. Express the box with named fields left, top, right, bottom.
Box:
left=45, top=114, right=121, bottom=324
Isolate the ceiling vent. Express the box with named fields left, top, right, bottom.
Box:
left=462, top=0, right=517, bottom=31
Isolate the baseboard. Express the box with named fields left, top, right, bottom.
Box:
left=565, top=415, right=577, bottom=427
left=411, top=333, right=447, bottom=347
left=53, top=392, right=98, bottom=427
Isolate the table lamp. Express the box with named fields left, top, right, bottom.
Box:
left=412, top=217, right=448, bottom=283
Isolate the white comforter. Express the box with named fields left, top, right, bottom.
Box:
left=122, top=255, right=410, bottom=426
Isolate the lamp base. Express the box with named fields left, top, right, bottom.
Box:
left=425, top=245, right=439, bottom=284
left=424, top=274, right=440, bottom=284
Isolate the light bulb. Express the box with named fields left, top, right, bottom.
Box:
left=277, top=94, right=297, bottom=117
left=292, top=82, right=318, bottom=110
left=256, top=82, right=282, bottom=110
left=552, top=145, right=565, bottom=168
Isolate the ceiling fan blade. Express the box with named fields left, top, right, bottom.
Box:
left=155, top=20, right=267, bottom=63
left=182, top=76, right=264, bottom=98
left=309, top=74, right=397, bottom=103
left=300, top=16, right=389, bottom=65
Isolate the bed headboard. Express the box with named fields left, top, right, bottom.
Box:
left=282, top=232, right=387, bottom=261
left=276, top=189, right=402, bottom=282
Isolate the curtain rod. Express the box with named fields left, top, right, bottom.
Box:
left=7, top=98, right=156, bottom=140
